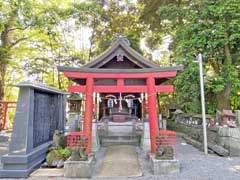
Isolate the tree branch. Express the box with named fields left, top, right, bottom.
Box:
left=10, top=37, right=28, bottom=48
left=6, top=26, right=29, bottom=33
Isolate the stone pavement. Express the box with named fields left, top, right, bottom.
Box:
left=0, top=130, right=11, bottom=168
left=1, top=131, right=240, bottom=180
left=95, top=145, right=142, bottom=178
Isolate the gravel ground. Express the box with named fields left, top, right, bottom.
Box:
left=1, top=132, right=240, bottom=180
left=0, top=130, right=11, bottom=168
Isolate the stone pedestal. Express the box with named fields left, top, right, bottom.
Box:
left=141, top=122, right=151, bottom=152
left=0, top=82, right=66, bottom=178
left=92, top=122, right=100, bottom=152
left=150, top=154, right=180, bottom=175
left=158, top=114, right=162, bottom=129
left=64, top=157, right=94, bottom=178
left=66, top=113, right=81, bottom=132
left=217, top=127, right=240, bottom=156
left=163, top=119, right=167, bottom=130
left=236, top=110, right=240, bottom=126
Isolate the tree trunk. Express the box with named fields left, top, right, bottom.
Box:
left=0, top=9, right=18, bottom=125
left=224, top=32, right=232, bottom=65
left=0, top=30, right=10, bottom=102
left=215, top=32, right=233, bottom=111
left=0, top=63, right=6, bottom=128
left=0, top=8, right=17, bottom=101
left=216, top=82, right=232, bottom=111
left=57, top=71, right=62, bottom=89
left=0, top=64, right=6, bottom=102
left=0, top=30, right=8, bottom=127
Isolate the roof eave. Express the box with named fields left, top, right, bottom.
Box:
left=57, top=65, right=183, bottom=74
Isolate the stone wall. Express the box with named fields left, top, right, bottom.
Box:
left=168, top=113, right=240, bottom=157
left=217, top=127, right=240, bottom=156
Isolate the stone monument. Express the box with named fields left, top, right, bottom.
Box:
left=0, top=82, right=66, bottom=178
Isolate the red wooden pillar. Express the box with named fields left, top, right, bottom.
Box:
left=1, top=103, right=8, bottom=130
left=147, top=76, right=159, bottom=153
left=83, top=77, right=94, bottom=152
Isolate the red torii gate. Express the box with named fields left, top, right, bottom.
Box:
left=61, top=68, right=180, bottom=153
left=0, top=101, right=17, bottom=130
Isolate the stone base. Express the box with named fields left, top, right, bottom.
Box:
left=150, top=154, right=180, bottom=175
left=141, top=122, right=151, bottom=152
left=64, top=156, right=94, bottom=178
left=217, top=127, right=240, bottom=156
left=0, top=141, right=51, bottom=178
left=92, top=122, right=100, bottom=152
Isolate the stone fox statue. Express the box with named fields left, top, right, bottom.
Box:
left=155, top=146, right=174, bottom=160
left=70, top=147, right=88, bottom=161
left=53, top=130, right=66, bottom=148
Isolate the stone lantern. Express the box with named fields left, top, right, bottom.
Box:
left=66, top=93, right=83, bottom=132
left=68, top=93, right=83, bottom=113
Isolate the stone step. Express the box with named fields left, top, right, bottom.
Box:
left=101, top=139, right=139, bottom=147
left=100, top=135, right=139, bottom=147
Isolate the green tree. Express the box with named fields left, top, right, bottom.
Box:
left=88, top=0, right=144, bottom=57
left=139, top=0, right=240, bottom=112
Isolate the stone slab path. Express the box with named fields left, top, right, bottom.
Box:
left=96, top=145, right=142, bottom=178
left=30, top=168, right=64, bottom=177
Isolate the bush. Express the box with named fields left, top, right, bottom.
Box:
left=46, top=147, right=71, bottom=166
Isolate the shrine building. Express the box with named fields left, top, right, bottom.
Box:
left=58, top=35, right=182, bottom=153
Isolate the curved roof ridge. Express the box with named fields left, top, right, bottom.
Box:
left=84, top=38, right=159, bottom=68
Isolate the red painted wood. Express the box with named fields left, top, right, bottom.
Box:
left=0, top=101, right=17, bottom=130
left=155, top=85, right=174, bottom=92
left=2, top=104, right=8, bottom=130
left=147, top=77, right=159, bottom=153
left=117, top=79, right=124, bottom=86
left=64, top=71, right=177, bottom=79
left=66, top=132, right=89, bottom=147
left=95, top=85, right=147, bottom=93
left=68, top=85, right=174, bottom=93
left=83, top=78, right=94, bottom=153
left=156, top=130, right=177, bottom=146
left=63, top=70, right=177, bottom=154
left=68, top=85, right=86, bottom=92
left=0, top=101, right=17, bottom=104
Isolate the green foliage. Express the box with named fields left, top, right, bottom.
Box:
left=89, top=0, right=144, bottom=57
left=206, top=101, right=217, bottom=115
left=174, top=63, right=201, bottom=113
left=1, top=0, right=240, bottom=116
left=1, top=0, right=102, bottom=97
left=46, top=147, right=71, bottom=166
left=140, top=0, right=240, bottom=111
left=57, top=147, right=71, bottom=159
